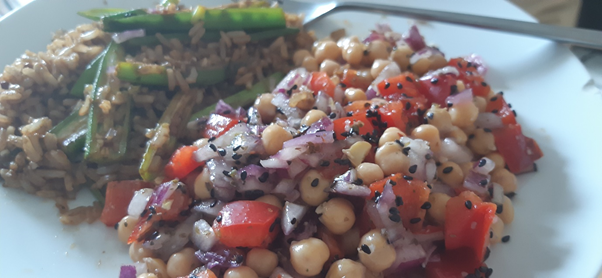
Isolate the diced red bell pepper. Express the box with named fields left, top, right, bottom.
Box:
left=485, top=94, right=517, bottom=126
left=448, top=57, right=491, bottom=98
left=310, top=71, right=337, bottom=98
left=377, top=73, right=421, bottom=99
left=492, top=124, right=543, bottom=174
left=317, top=226, right=345, bottom=269
left=368, top=174, right=431, bottom=232
left=100, top=180, right=152, bottom=227
left=344, top=100, right=373, bottom=114
left=202, top=113, right=241, bottom=139
left=333, top=113, right=376, bottom=140
left=341, top=68, right=372, bottom=91
left=425, top=248, right=486, bottom=278
left=417, top=73, right=458, bottom=106
left=213, top=201, right=281, bottom=248
left=376, top=101, right=409, bottom=132
left=164, top=145, right=205, bottom=180
left=444, top=191, right=497, bottom=262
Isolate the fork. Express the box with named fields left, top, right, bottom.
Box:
left=278, top=0, right=602, bottom=50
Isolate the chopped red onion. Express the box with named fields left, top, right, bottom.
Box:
left=386, top=244, right=427, bottom=274
left=306, top=117, right=333, bottom=134
left=283, top=131, right=335, bottom=148
left=191, top=219, right=218, bottom=252
left=414, top=230, right=444, bottom=244
left=119, top=265, right=137, bottom=278
left=272, top=179, right=300, bottom=202
left=463, top=169, right=490, bottom=195
left=273, top=68, right=311, bottom=95
left=424, top=66, right=460, bottom=78
left=445, top=88, right=473, bottom=106
left=365, top=85, right=379, bottom=99
left=214, top=100, right=234, bottom=115
left=491, top=182, right=504, bottom=205
left=474, top=113, right=503, bottom=129
left=422, top=245, right=439, bottom=268
left=409, top=47, right=444, bottom=65
left=192, top=199, right=225, bottom=218
left=148, top=180, right=179, bottom=209
left=473, top=157, right=496, bottom=175
left=287, top=159, right=307, bottom=179
left=143, top=213, right=200, bottom=259
left=314, top=91, right=332, bottom=114
left=464, top=53, right=488, bottom=76
left=400, top=137, right=434, bottom=181
left=439, top=138, right=473, bottom=164
left=403, top=25, right=427, bottom=51
left=425, top=160, right=437, bottom=183
left=128, top=188, right=153, bottom=217
left=195, top=245, right=245, bottom=269
left=282, top=202, right=308, bottom=235
left=206, top=159, right=235, bottom=189
left=330, top=169, right=371, bottom=197
left=112, top=29, right=145, bottom=44
left=260, top=157, right=290, bottom=169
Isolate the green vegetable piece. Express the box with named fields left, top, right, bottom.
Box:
left=139, top=92, right=196, bottom=181
left=89, top=187, right=106, bottom=205
left=103, top=8, right=286, bottom=33
left=101, top=9, right=148, bottom=21
left=70, top=49, right=106, bottom=97
left=189, top=71, right=284, bottom=121
left=115, top=62, right=226, bottom=87
left=77, top=8, right=128, bottom=21
left=84, top=42, right=132, bottom=163
left=161, top=0, right=180, bottom=7
left=50, top=103, right=87, bottom=160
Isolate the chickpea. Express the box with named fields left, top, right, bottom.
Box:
left=342, top=42, right=365, bottom=66
left=137, top=274, right=158, bottom=278
left=378, top=127, right=406, bottom=147
left=337, top=36, right=361, bottom=49
left=316, top=198, right=356, bottom=235
left=498, top=195, right=515, bottom=224
left=364, top=40, right=391, bottom=65
left=301, top=109, right=327, bottom=127
left=428, top=193, right=451, bottom=225
left=117, top=215, right=139, bottom=244
left=356, top=163, right=384, bottom=185
left=429, top=54, right=447, bottom=71
left=341, top=227, right=361, bottom=257
left=370, top=59, right=392, bottom=78
left=141, top=257, right=168, bottom=278
left=375, top=142, right=409, bottom=176
left=290, top=237, right=330, bottom=276
left=343, top=141, right=372, bottom=167
left=293, top=49, right=312, bottom=66
left=490, top=216, right=505, bottom=245
left=302, top=56, right=319, bottom=72
left=254, top=93, right=276, bottom=124
left=462, top=124, right=477, bottom=139
left=129, top=241, right=154, bottom=262
left=473, top=96, right=487, bottom=113
left=459, top=161, right=474, bottom=177
left=167, top=248, right=199, bottom=278
left=437, top=161, right=464, bottom=189
left=255, top=194, right=282, bottom=209
left=224, top=266, right=259, bottom=278
left=262, top=124, right=293, bottom=156
left=390, top=45, right=413, bottom=71
left=449, top=102, right=479, bottom=128
left=446, top=126, right=468, bottom=145
left=299, top=170, right=331, bottom=206
left=411, top=58, right=431, bottom=76
left=358, top=229, right=396, bottom=272
left=194, top=167, right=213, bottom=200
left=456, top=80, right=466, bottom=92
left=326, top=259, right=367, bottom=278
left=490, top=168, right=517, bottom=194
left=467, top=128, right=496, bottom=156
left=425, top=105, right=452, bottom=134
left=246, top=248, right=278, bottom=277
left=320, top=59, right=340, bottom=76
left=314, top=41, right=341, bottom=64
left=345, top=88, right=367, bottom=102
left=411, top=124, right=441, bottom=153
left=485, top=152, right=505, bottom=170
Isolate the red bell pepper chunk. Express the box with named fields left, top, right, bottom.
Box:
left=213, top=201, right=281, bottom=248
left=344, top=100, right=373, bottom=114
left=341, top=68, right=373, bottom=91
left=368, top=174, right=431, bottom=232
left=485, top=94, right=517, bottom=126
left=492, top=124, right=543, bottom=174
left=377, top=73, right=421, bottom=99
left=333, top=113, right=376, bottom=140
left=376, top=101, right=409, bottom=132
left=317, top=226, right=345, bottom=269
left=417, top=73, right=458, bottom=106
left=202, top=113, right=241, bottom=139
left=425, top=248, right=486, bottom=278
left=100, top=180, right=152, bottom=227
left=310, top=71, right=336, bottom=98
left=444, top=191, right=497, bottom=262
left=164, top=145, right=205, bottom=180
left=448, top=57, right=491, bottom=98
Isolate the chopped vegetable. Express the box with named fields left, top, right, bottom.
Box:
left=486, top=93, right=517, bottom=126
left=309, top=71, right=337, bottom=98
left=77, top=8, right=129, bottom=21
left=333, top=114, right=376, bottom=140
left=49, top=103, right=87, bottom=160
left=100, top=180, right=151, bottom=227
left=213, top=201, right=280, bottom=248
left=115, top=62, right=226, bottom=87
left=424, top=248, right=486, bottom=278
left=164, top=145, right=205, bottom=180
left=492, top=124, right=543, bottom=174
left=448, top=57, right=491, bottom=98
left=202, top=113, right=244, bottom=139
left=377, top=73, right=420, bottom=99
left=70, top=50, right=106, bottom=97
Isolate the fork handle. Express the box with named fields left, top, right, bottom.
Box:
left=332, top=2, right=602, bottom=50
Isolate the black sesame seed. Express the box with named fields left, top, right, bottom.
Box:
left=329, top=112, right=337, bottom=119
left=442, top=166, right=453, bottom=174
left=235, top=254, right=244, bottom=264
left=218, top=149, right=227, bottom=156
left=208, top=136, right=216, bottom=142
left=244, top=190, right=264, bottom=199
left=484, top=247, right=491, bottom=261
left=395, top=196, right=403, bottom=206
left=491, top=109, right=499, bottom=114
left=481, top=82, right=488, bottom=87
left=465, top=200, right=472, bottom=209
left=425, top=153, right=432, bottom=160
left=403, top=175, right=413, bottom=180
left=490, top=96, right=498, bottom=102
left=426, top=112, right=434, bottom=120
left=479, top=179, right=488, bottom=186
left=496, top=204, right=504, bottom=214
left=210, top=188, right=216, bottom=198
left=505, top=192, right=516, bottom=199
left=397, top=83, right=403, bottom=89
left=405, top=102, right=411, bottom=110
left=240, top=171, right=247, bottom=181
left=421, top=202, right=432, bottom=210
left=373, top=191, right=381, bottom=202
left=409, top=218, right=421, bottom=224
left=430, top=78, right=438, bottom=84
left=311, top=178, right=319, bottom=187
left=290, top=217, right=297, bottom=225
left=363, top=49, right=369, bottom=56
left=501, top=235, right=511, bottom=243
left=147, top=214, right=153, bottom=221
left=402, top=147, right=411, bottom=156
left=406, top=76, right=413, bottom=82
left=258, top=172, right=269, bottom=183
left=533, top=163, right=538, bottom=172
left=408, top=164, right=418, bottom=174
left=468, top=134, right=475, bottom=139
left=216, top=215, right=222, bottom=222
left=353, top=179, right=363, bottom=185
left=340, top=83, right=347, bottom=88
left=427, top=184, right=432, bottom=189
left=486, top=268, right=493, bottom=277
left=447, top=101, right=453, bottom=107
left=490, top=231, right=493, bottom=238
left=508, top=103, right=512, bottom=108
left=389, top=213, right=401, bottom=223
left=0, top=81, right=9, bottom=90
left=384, top=82, right=390, bottom=89
left=320, top=160, right=330, bottom=167
left=360, top=244, right=371, bottom=254
left=389, top=179, right=397, bottom=186
left=222, top=170, right=231, bottom=177
left=512, top=110, right=517, bottom=117
left=269, top=220, right=278, bottom=232
left=209, top=144, right=217, bottom=152
left=483, top=128, right=492, bottom=133
left=450, top=85, right=458, bottom=95
left=210, top=199, right=218, bottom=208
left=232, top=153, right=242, bottom=160
left=457, top=61, right=463, bottom=68
left=478, top=159, right=487, bottom=167
left=114, top=223, right=119, bottom=230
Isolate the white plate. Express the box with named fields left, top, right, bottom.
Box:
left=1, top=0, right=602, bottom=277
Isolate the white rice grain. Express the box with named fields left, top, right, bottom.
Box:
left=155, top=33, right=172, bottom=49
left=220, top=31, right=232, bottom=48
left=186, top=68, right=198, bottom=84
left=166, top=68, right=176, bottom=91
left=174, top=70, right=190, bottom=93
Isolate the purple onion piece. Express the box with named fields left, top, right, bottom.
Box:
left=464, top=53, right=488, bottom=76
left=473, top=157, right=496, bottom=175
left=445, top=88, right=473, bottom=106
left=112, top=29, right=145, bottom=44
left=305, top=117, right=333, bottom=134
left=214, top=100, right=234, bottom=115
left=282, top=201, right=308, bottom=235
left=474, top=113, right=503, bottom=129
left=463, top=169, right=490, bottom=195
left=440, top=138, right=473, bottom=164
left=119, top=265, right=137, bottom=278
left=282, top=131, right=334, bottom=149
left=195, top=245, right=244, bottom=269
left=403, top=25, right=426, bottom=51
left=385, top=244, right=427, bottom=275
left=148, top=180, right=179, bottom=209
left=192, top=199, right=225, bottom=218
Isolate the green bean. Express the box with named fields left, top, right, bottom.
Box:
left=49, top=103, right=87, bottom=160
left=77, top=8, right=128, bottom=21
left=70, top=49, right=106, bottom=97
left=115, top=62, right=226, bottom=87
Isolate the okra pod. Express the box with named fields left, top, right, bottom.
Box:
left=77, top=8, right=129, bottom=21
left=50, top=103, right=87, bottom=160
left=70, top=49, right=106, bottom=97
left=115, top=62, right=226, bottom=87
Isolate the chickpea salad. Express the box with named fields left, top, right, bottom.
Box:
left=0, top=1, right=543, bottom=278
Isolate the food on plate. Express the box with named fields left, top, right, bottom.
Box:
left=0, top=0, right=543, bottom=277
